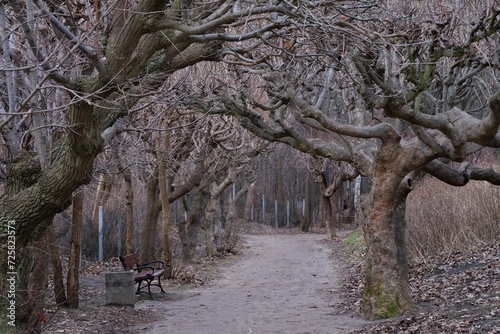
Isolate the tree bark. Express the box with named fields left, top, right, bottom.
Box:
left=243, top=180, right=256, bottom=222
left=362, top=147, right=414, bottom=319
left=325, top=200, right=338, bottom=239
left=275, top=153, right=286, bottom=227
left=18, top=233, right=50, bottom=334
left=123, top=169, right=134, bottom=254
left=67, top=191, right=84, bottom=309
left=318, top=172, right=336, bottom=239
left=203, top=169, right=236, bottom=257
left=318, top=165, right=359, bottom=239
left=156, top=133, right=173, bottom=278
left=48, top=225, right=67, bottom=306
left=300, top=173, right=314, bottom=232
left=140, top=175, right=161, bottom=264
left=221, top=185, right=248, bottom=252
left=0, top=102, right=103, bottom=249
left=0, top=153, right=49, bottom=332
left=180, top=188, right=208, bottom=263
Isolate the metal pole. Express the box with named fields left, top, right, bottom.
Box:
left=251, top=203, right=254, bottom=221
left=275, top=200, right=278, bottom=228
left=98, top=206, right=104, bottom=262
left=262, top=194, right=265, bottom=224
left=117, top=217, right=122, bottom=256
left=354, top=175, right=361, bottom=213
left=287, top=200, right=290, bottom=228
left=172, top=201, right=177, bottom=227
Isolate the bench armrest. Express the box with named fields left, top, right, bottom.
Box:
left=133, top=265, right=151, bottom=272
left=138, top=260, right=164, bottom=270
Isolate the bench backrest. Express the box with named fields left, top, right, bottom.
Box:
left=120, top=253, right=139, bottom=270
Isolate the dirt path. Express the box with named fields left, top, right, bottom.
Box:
left=135, top=233, right=369, bottom=334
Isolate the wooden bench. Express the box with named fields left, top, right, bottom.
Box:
left=119, top=253, right=166, bottom=300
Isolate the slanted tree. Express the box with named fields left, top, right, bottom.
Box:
left=310, top=159, right=359, bottom=239
left=195, top=1, right=500, bottom=319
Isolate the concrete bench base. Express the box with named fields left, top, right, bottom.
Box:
left=105, top=271, right=135, bottom=306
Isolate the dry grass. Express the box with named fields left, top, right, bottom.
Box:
left=406, top=175, right=500, bottom=260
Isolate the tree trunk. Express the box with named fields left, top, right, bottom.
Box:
left=300, top=173, right=314, bottom=232
left=362, top=149, right=414, bottom=319
left=275, top=153, right=286, bottom=227
left=393, top=175, right=414, bottom=288
left=221, top=186, right=248, bottom=252
left=0, top=101, right=103, bottom=326
left=243, top=180, right=256, bottom=222
left=123, top=169, right=134, bottom=254
left=204, top=188, right=218, bottom=257
left=156, top=134, right=173, bottom=278
left=140, top=175, right=161, bottom=264
left=203, top=172, right=235, bottom=257
left=0, top=102, right=104, bottom=251
left=318, top=173, right=336, bottom=239
left=214, top=196, right=224, bottom=251
left=179, top=189, right=208, bottom=263
left=17, top=232, right=50, bottom=334
left=67, top=191, right=84, bottom=308
left=48, top=225, right=67, bottom=306
left=0, top=154, right=50, bottom=333
left=317, top=164, right=359, bottom=238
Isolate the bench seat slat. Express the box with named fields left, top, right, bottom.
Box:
left=134, top=269, right=164, bottom=280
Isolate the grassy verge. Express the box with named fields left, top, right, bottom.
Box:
left=343, top=228, right=366, bottom=263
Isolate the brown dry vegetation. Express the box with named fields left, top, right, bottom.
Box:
left=406, top=166, right=500, bottom=259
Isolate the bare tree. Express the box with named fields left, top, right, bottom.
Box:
left=196, top=0, right=500, bottom=319
left=0, top=1, right=304, bottom=331
left=309, top=159, right=358, bottom=239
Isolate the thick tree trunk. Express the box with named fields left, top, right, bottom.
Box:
left=17, top=233, right=50, bottom=334
left=123, top=169, right=134, bottom=254
left=362, top=148, right=414, bottom=319
left=48, top=225, right=67, bottom=306
left=140, top=176, right=161, bottom=264
left=203, top=171, right=235, bottom=257
left=275, top=153, right=286, bottom=227
left=203, top=185, right=218, bottom=257
left=179, top=189, right=208, bottom=263
left=243, top=180, right=256, bottom=222
left=318, top=175, right=336, bottom=239
left=0, top=154, right=49, bottom=332
left=317, top=164, right=359, bottom=238
left=393, top=176, right=414, bottom=287
left=221, top=186, right=248, bottom=252
left=67, top=191, right=84, bottom=308
left=156, top=134, right=173, bottom=278
left=0, top=102, right=104, bottom=248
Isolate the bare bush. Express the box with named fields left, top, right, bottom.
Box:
left=407, top=169, right=500, bottom=259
